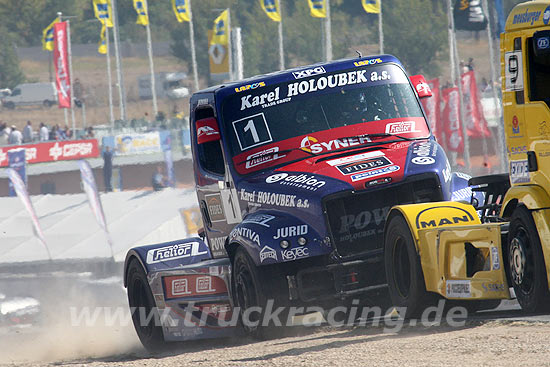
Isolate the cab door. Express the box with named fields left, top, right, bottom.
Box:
left=191, top=102, right=242, bottom=259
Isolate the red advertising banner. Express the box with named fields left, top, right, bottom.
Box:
left=442, top=87, right=464, bottom=153
left=53, top=21, right=71, bottom=109
left=461, top=71, right=491, bottom=138
left=0, top=139, right=99, bottom=167
left=420, top=78, right=443, bottom=145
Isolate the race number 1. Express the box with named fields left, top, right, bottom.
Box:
left=232, top=112, right=273, bottom=150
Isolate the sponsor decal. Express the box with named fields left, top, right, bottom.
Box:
left=353, top=58, right=382, bottom=67
left=240, top=189, right=309, bottom=208
left=414, top=205, right=475, bottom=229
left=451, top=187, right=473, bottom=202
left=326, top=151, right=384, bottom=166
left=292, top=66, right=326, bottom=79
left=300, top=135, right=371, bottom=154
left=415, top=81, right=431, bottom=96
left=197, top=125, right=219, bottom=139
left=442, top=160, right=452, bottom=182
left=242, top=213, right=276, bottom=227
left=385, top=121, right=418, bottom=135
left=205, top=193, right=226, bottom=222
left=454, top=172, right=472, bottom=181
left=446, top=280, right=471, bottom=298
left=410, top=141, right=437, bottom=165
left=512, top=8, right=541, bottom=25
left=197, top=98, right=209, bottom=106
left=509, top=145, right=527, bottom=154
left=231, top=227, right=261, bottom=246
left=545, top=6, right=550, bottom=25
left=281, top=247, right=309, bottom=261
left=491, top=247, right=501, bottom=271
left=350, top=165, right=399, bottom=182
left=265, top=173, right=326, bottom=191
left=164, top=274, right=227, bottom=299
left=411, top=156, right=435, bottom=165
left=146, top=242, right=208, bottom=264
left=338, top=207, right=390, bottom=242
left=512, top=115, right=520, bottom=134
left=510, top=160, right=529, bottom=184
left=172, top=278, right=191, bottom=296
left=273, top=224, right=308, bottom=239
left=337, top=156, right=392, bottom=176
left=240, top=69, right=382, bottom=111
left=260, top=246, right=277, bottom=262
left=209, top=237, right=226, bottom=257
left=537, top=36, right=549, bottom=50
left=482, top=282, right=506, bottom=292
left=366, top=177, right=392, bottom=187
left=245, top=147, right=285, bottom=169
left=234, top=81, right=266, bottom=93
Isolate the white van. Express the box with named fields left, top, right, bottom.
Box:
left=1, top=82, right=58, bottom=109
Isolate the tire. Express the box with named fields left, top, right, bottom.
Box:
left=507, top=206, right=550, bottom=313
left=4, top=101, right=14, bottom=110
left=232, top=248, right=287, bottom=339
left=384, top=214, right=436, bottom=318
left=126, top=259, right=166, bottom=352
left=43, top=100, right=53, bottom=108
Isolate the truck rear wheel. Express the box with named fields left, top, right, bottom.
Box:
left=43, top=100, right=53, bottom=108
left=3, top=101, right=14, bottom=110
left=127, top=259, right=166, bottom=352
left=507, top=206, right=550, bottom=313
left=384, top=215, right=435, bottom=318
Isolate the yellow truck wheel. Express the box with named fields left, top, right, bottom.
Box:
left=508, top=206, right=550, bottom=313
left=384, top=214, right=437, bottom=318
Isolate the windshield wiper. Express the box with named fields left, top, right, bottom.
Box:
left=340, top=133, right=419, bottom=141
left=236, top=146, right=314, bottom=166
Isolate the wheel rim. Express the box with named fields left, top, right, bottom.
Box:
left=234, top=260, right=260, bottom=331
left=509, top=226, right=535, bottom=295
left=131, top=277, right=154, bottom=338
left=393, top=236, right=411, bottom=298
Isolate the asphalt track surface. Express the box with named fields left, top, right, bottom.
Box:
left=2, top=271, right=550, bottom=366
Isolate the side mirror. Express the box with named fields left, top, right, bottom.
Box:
left=410, top=75, right=432, bottom=99
left=196, top=117, right=221, bottom=144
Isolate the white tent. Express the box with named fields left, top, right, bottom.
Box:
left=0, top=188, right=199, bottom=264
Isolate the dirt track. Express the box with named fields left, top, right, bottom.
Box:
left=4, top=320, right=550, bottom=367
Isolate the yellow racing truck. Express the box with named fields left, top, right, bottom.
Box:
left=384, top=1, right=550, bottom=317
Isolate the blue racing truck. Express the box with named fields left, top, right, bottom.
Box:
left=123, top=55, right=482, bottom=350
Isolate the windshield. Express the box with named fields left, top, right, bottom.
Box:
left=222, top=63, right=429, bottom=175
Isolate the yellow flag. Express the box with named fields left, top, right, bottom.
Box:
left=210, top=9, right=229, bottom=46
left=260, top=0, right=281, bottom=22
left=98, top=25, right=107, bottom=54
left=362, top=0, right=380, bottom=14
left=308, top=0, right=326, bottom=18
left=133, top=0, right=149, bottom=26
left=92, top=0, right=114, bottom=27
left=42, top=19, right=57, bottom=51
left=172, top=0, right=190, bottom=22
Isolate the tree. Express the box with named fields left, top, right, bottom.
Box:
left=0, top=27, right=25, bottom=89
left=382, top=0, right=448, bottom=76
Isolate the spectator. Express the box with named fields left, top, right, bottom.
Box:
left=85, top=126, right=95, bottom=139
left=152, top=166, right=166, bottom=191
left=39, top=123, right=49, bottom=141
left=467, top=57, right=475, bottom=71
left=63, top=125, right=72, bottom=140
left=103, top=146, right=114, bottom=192
left=53, top=124, right=62, bottom=140
left=0, top=123, right=8, bottom=145
left=8, top=126, right=22, bottom=145
left=23, top=121, right=33, bottom=143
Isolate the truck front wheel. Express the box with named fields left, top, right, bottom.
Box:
left=507, top=206, right=550, bottom=313
left=232, top=247, right=288, bottom=338
left=384, top=215, right=436, bottom=318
